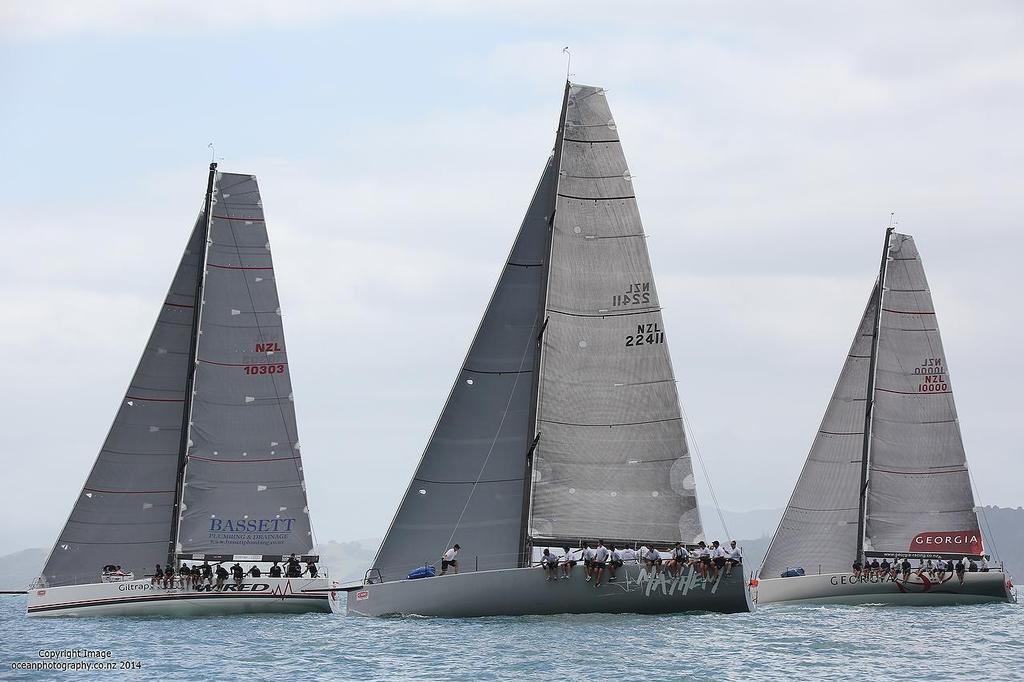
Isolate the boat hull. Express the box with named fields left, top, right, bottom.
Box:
left=755, top=570, right=1015, bottom=606
left=346, top=563, right=752, bottom=617
left=27, top=577, right=335, bottom=617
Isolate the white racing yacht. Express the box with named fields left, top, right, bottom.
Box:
left=28, top=165, right=334, bottom=616
left=343, top=81, right=752, bottom=617
left=755, top=227, right=1015, bottom=606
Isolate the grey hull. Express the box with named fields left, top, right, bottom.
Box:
left=346, top=564, right=752, bottom=617
left=755, top=571, right=1015, bottom=606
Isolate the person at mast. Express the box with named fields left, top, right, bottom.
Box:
left=163, top=564, right=175, bottom=589
left=591, top=541, right=609, bottom=588
left=441, top=545, right=460, bottom=575
left=726, top=541, right=742, bottom=577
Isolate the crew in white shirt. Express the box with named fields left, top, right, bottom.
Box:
left=592, top=541, right=610, bottom=587
left=620, top=547, right=637, bottom=564
left=980, top=556, right=990, bottom=573
left=709, top=540, right=727, bottom=580
left=441, top=544, right=460, bottom=575
left=562, top=547, right=582, bottom=579
left=541, top=548, right=559, bottom=581
left=696, top=541, right=712, bottom=579
left=608, top=546, right=624, bottom=582
left=726, top=540, right=742, bottom=576
left=582, top=543, right=596, bottom=582
left=643, top=546, right=662, bottom=576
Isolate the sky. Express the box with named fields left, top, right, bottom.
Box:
left=1, top=1, right=1022, bottom=552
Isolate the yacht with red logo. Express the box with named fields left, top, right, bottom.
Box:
left=27, top=166, right=334, bottom=616
left=755, top=227, right=1015, bottom=606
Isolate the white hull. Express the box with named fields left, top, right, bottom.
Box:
left=755, top=570, right=1015, bottom=606
left=347, top=563, right=753, bottom=617
left=27, top=577, right=335, bottom=617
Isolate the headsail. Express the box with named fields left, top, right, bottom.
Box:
left=176, top=172, right=314, bottom=557
left=760, top=287, right=878, bottom=577
left=864, top=233, right=980, bottom=557
left=41, top=219, right=205, bottom=587
left=372, top=159, right=557, bottom=579
left=528, top=83, right=701, bottom=546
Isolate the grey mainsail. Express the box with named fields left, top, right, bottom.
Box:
left=372, top=158, right=557, bottom=579
left=177, top=172, right=314, bottom=556
left=529, top=84, right=700, bottom=545
left=762, top=230, right=983, bottom=578
left=760, top=287, right=878, bottom=577
left=41, top=219, right=205, bottom=587
left=864, top=233, right=980, bottom=556
left=372, top=82, right=702, bottom=582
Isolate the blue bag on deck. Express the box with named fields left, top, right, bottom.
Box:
left=780, top=567, right=806, bottom=578
left=407, top=565, right=437, bottom=580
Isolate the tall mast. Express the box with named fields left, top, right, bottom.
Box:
left=516, top=82, right=571, bottom=567
left=855, top=224, right=894, bottom=564
left=167, top=162, right=217, bottom=567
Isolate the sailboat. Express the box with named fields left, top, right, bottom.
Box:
left=28, top=164, right=334, bottom=616
left=756, top=228, right=1015, bottom=606
left=344, top=82, right=751, bottom=617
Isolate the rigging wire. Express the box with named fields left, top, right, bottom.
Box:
left=678, top=400, right=731, bottom=541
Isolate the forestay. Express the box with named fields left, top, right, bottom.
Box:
left=41, top=219, right=205, bottom=587
left=529, top=84, right=701, bottom=545
left=177, top=173, right=314, bottom=556
left=864, top=233, right=980, bottom=556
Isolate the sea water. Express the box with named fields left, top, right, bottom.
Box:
left=0, top=596, right=1021, bottom=680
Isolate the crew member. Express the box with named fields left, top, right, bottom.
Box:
left=269, top=561, right=283, bottom=578
left=608, top=545, right=623, bottom=582
left=215, top=564, right=229, bottom=590
left=541, top=548, right=559, bottom=581
left=726, top=540, right=742, bottom=576
left=441, top=545, right=460, bottom=575
left=592, top=541, right=609, bottom=588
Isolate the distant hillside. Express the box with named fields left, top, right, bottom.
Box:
left=0, top=548, right=46, bottom=591
left=980, top=505, right=1024, bottom=579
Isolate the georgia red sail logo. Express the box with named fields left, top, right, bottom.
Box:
left=910, top=530, right=982, bottom=554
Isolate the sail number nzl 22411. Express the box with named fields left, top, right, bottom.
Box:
left=626, top=322, right=664, bottom=348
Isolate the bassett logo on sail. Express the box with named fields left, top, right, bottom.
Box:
left=910, top=530, right=982, bottom=554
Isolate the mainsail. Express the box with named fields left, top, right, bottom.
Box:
left=177, top=172, right=314, bottom=556
left=373, top=82, right=701, bottom=580
left=41, top=166, right=313, bottom=587
left=761, top=230, right=982, bottom=578
left=529, top=84, right=700, bottom=545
